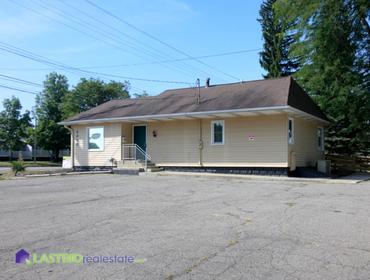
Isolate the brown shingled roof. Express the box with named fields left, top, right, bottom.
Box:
left=61, top=76, right=329, bottom=124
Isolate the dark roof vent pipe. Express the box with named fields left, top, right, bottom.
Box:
left=205, top=78, right=210, bottom=88
left=196, top=78, right=200, bottom=104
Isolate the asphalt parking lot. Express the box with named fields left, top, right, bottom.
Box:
left=1, top=174, right=370, bottom=280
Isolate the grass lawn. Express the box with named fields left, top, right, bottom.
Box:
left=0, top=161, right=62, bottom=167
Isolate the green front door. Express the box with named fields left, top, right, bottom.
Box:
left=133, top=125, right=147, bottom=152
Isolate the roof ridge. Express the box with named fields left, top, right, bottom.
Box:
left=160, top=76, right=291, bottom=93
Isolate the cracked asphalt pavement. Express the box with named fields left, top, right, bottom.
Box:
left=0, top=174, right=370, bottom=279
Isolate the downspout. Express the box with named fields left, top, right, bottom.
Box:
left=198, top=119, right=203, bottom=167
left=64, top=126, right=75, bottom=170
left=196, top=79, right=203, bottom=167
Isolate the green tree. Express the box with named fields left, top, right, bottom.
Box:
left=275, top=0, right=370, bottom=155
left=0, top=97, right=31, bottom=160
left=258, top=0, right=300, bottom=78
left=62, top=78, right=130, bottom=118
left=36, top=72, right=70, bottom=160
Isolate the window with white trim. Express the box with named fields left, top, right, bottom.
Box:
left=88, top=127, right=104, bottom=151
left=288, top=118, right=294, bottom=144
left=211, top=120, right=225, bottom=145
left=317, top=127, right=324, bottom=151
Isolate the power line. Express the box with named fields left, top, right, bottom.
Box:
left=0, top=42, right=193, bottom=85
left=0, top=48, right=261, bottom=71
left=54, top=0, right=212, bottom=79
left=0, top=74, right=42, bottom=87
left=85, top=0, right=242, bottom=81
left=7, top=0, right=243, bottom=82
left=127, top=48, right=261, bottom=67
left=0, top=70, right=149, bottom=96
left=10, top=0, right=153, bottom=60
left=0, top=83, right=39, bottom=95
left=29, top=0, right=196, bottom=78
left=0, top=71, right=153, bottom=97
left=10, top=0, right=207, bottom=80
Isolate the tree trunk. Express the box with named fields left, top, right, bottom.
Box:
left=52, top=149, right=60, bottom=162
left=18, top=151, right=23, bottom=161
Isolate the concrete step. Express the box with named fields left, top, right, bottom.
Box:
left=113, top=168, right=141, bottom=175
left=117, top=160, right=142, bottom=169
left=117, top=159, right=160, bottom=172
left=147, top=166, right=163, bottom=172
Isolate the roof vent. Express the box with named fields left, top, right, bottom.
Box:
left=196, top=78, right=200, bottom=104
left=205, top=78, right=210, bottom=88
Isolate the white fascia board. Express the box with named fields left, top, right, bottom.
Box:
left=59, top=105, right=328, bottom=125
left=287, top=107, right=330, bottom=124
left=59, top=106, right=290, bottom=125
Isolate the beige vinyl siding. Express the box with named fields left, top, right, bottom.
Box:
left=70, top=115, right=323, bottom=168
left=122, top=123, right=132, bottom=144
left=288, top=117, right=325, bottom=167
left=72, top=123, right=121, bottom=167
left=201, top=115, right=288, bottom=167
left=147, top=115, right=288, bottom=167
left=147, top=120, right=200, bottom=166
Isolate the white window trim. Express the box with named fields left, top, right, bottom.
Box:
left=288, top=117, right=294, bottom=145
left=317, top=126, right=324, bottom=151
left=211, top=120, right=225, bottom=145
left=87, top=126, right=105, bottom=151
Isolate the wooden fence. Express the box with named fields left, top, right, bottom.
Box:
left=326, top=155, right=370, bottom=174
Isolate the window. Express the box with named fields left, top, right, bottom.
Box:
left=211, top=120, right=225, bottom=145
left=317, top=127, right=324, bottom=151
left=88, top=127, right=104, bottom=151
left=288, top=118, right=294, bottom=144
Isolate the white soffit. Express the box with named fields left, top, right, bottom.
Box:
left=60, top=105, right=328, bottom=125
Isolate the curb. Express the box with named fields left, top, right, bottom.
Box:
left=23, top=170, right=112, bottom=178
left=153, top=171, right=364, bottom=184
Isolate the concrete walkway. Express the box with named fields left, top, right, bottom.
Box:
left=151, top=171, right=370, bottom=184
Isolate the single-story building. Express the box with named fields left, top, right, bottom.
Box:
left=59, top=76, right=329, bottom=175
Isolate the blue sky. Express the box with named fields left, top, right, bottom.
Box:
left=0, top=0, right=265, bottom=113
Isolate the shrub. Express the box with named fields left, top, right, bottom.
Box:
left=11, top=161, right=25, bottom=176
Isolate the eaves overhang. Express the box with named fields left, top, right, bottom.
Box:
left=59, top=105, right=330, bottom=126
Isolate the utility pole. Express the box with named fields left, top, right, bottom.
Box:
left=32, top=107, right=37, bottom=163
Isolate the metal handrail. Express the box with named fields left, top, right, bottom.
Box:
left=136, top=145, right=152, bottom=161
left=122, top=144, right=151, bottom=171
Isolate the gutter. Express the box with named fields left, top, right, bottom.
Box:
left=58, top=105, right=330, bottom=126
left=198, top=119, right=203, bottom=167
left=59, top=106, right=290, bottom=125
left=288, top=107, right=330, bottom=124
left=64, top=126, right=75, bottom=170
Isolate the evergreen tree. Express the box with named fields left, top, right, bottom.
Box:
left=275, top=0, right=370, bottom=155
left=258, top=0, right=300, bottom=78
